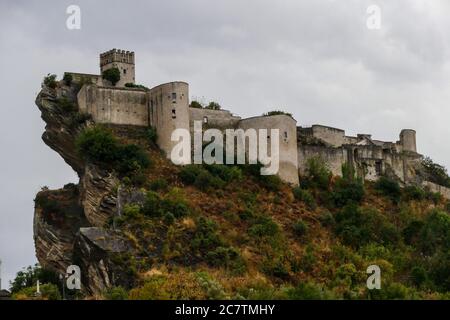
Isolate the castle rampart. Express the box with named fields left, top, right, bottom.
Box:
left=238, top=115, right=299, bottom=186
left=69, top=49, right=450, bottom=195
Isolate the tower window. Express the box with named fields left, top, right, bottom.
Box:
left=203, top=116, right=208, bottom=124
left=172, top=92, right=177, bottom=100
left=172, top=109, right=176, bottom=119
left=123, top=69, right=126, bottom=74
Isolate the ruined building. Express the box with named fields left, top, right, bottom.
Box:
left=67, top=49, right=450, bottom=197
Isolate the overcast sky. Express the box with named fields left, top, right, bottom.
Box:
left=1, top=0, right=450, bottom=288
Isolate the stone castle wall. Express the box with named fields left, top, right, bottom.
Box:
left=238, top=115, right=299, bottom=186
left=77, top=85, right=149, bottom=126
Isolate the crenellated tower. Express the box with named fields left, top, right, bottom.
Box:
left=100, top=49, right=135, bottom=87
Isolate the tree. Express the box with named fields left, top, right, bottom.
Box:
left=10, top=264, right=59, bottom=294
left=205, top=101, right=221, bottom=110
left=102, top=67, right=121, bottom=86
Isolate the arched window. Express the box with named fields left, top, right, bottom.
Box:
left=203, top=116, right=208, bottom=124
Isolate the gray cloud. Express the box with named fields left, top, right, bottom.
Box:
left=1, top=0, right=449, bottom=287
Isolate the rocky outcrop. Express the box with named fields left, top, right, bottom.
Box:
left=34, top=83, right=135, bottom=295
left=73, top=228, right=134, bottom=295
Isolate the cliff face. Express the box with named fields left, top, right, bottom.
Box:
left=34, top=83, right=133, bottom=295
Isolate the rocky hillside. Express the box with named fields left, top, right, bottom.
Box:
left=33, top=78, right=450, bottom=299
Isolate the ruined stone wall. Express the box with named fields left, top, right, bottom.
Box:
left=422, top=181, right=450, bottom=199
left=238, top=115, right=299, bottom=186
left=77, top=85, right=149, bottom=126
left=311, top=125, right=346, bottom=147
left=67, top=73, right=104, bottom=86
left=298, top=145, right=347, bottom=177
left=189, top=107, right=241, bottom=131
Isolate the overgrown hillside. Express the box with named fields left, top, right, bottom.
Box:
left=23, top=76, right=450, bottom=300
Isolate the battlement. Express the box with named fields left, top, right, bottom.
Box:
left=100, top=49, right=135, bottom=67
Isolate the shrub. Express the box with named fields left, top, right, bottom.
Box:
left=76, top=126, right=118, bottom=163
left=194, top=170, right=224, bottom=191
left=124, top=83, right=149, bottom=91
left=63, top=73, right=73, bottom=86
left=403, top=185, right=425, bottom=201
left=56, top=96, right=77, bottom=113
left=292, top=219, right=308, bottom=238
left=189, top=100, right=203, bottom=109
left=421, top=157, right=450, bottom=188
left=43, top=74, right=57, bottom=89
left=425, top=190, right=442, bottom=205
left=149, top=178, right=168, bottom=191
left=293, top=187, right=316, bottom=210
left=104, top=286, right=128, bottom=300
left=334, top=204, right=400, bottom=248
left=248, top=216, right=279, bottom=238
left=206, top=246, right=246, bottom=273
left=205, top=101, right=221, bottom=110
left=76, top=126, right=150, bottom=177
left=331, top=177, right=365, bottom=208
left=102, top=67, right=121, bottom=86
left=142, top=191, right=162, bottom=217
left=262, top=110, right=293, bottom=118
left=191, top=217, right=223, bottom=251
left=419, top=209, right=450, bottom=255
left=285, top=282, right=333, bottom=300
left=303, top=157, right=331, bottom=190
left=179, top=165, right=225, bottom=191
left=259, top=174, right=282, bottom=192
left=318, top=210, right=335, bottom=227
left=146, top=127, right=158, bottom=145
left=163, top=212, right=175, bottom=225
left=205, top=164, right=243, bottom=183
left=122, top=204, right=141, bottom=220
left=411, top=266, right=428, bottom=288
left=374, top=177, right=401, bottom=202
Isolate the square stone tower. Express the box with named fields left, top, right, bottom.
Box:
left=100, top=49, right=135, bottom=87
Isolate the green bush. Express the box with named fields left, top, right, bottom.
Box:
left=205, top=246, right=245, bottom=273
left=285, top=282, right=334, bottom=300
left=191, top=217, right=223, bottom=252
left=419, top=209, right=450, bottom=255
left=179, top=165, right=225, bottom=191
left=303, top=157, right=331, bottom=190
left=262, top=110, right=293, bottom=118
left=205, top=101, right=221, bottom=110
left=124, top=83, right=149, bottom=91
left=43, top=74, right=57, bottom=89
left=293, top=187, right=316, bottom=210
left=403, top=185, right=425, bottom=201
left=146, top=127, right=158, bottom=145
left=102, top=67, right=121, bottom=86
left=63, top=73, right=73, bottom=86
left=149, top=178, right=168, bottom=191
left=142, top=189, right=189, bottom=218
left=189, top=100, right=203, bottom=109
left=334, top=204, right=400, bottom=248
left=248, top=216, right=279, bottom=238
left=292, top=219, right=309, bottom=238
left=76, top=126, right=118, bottom=163
left=410, top=266, right=428, bottom=288
left=318, top=210, right=335, bottom=227
left=421, top=157, right=450, bottom=188
left=104, top=286, right=129, bottom=300
left=123, top=204, right=141, bottom=220
left=76, top=126, right=150, bottom=177
left=331, top=177, right=365, bottom=208
left=374, top=177, right=401, bottom=202
left=205, top=164, right=243, bottom=183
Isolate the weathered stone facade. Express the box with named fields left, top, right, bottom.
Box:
left=71, top=49, right=450, bottom=195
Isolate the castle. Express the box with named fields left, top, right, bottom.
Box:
left=69, top=49, right=450, bottom=197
